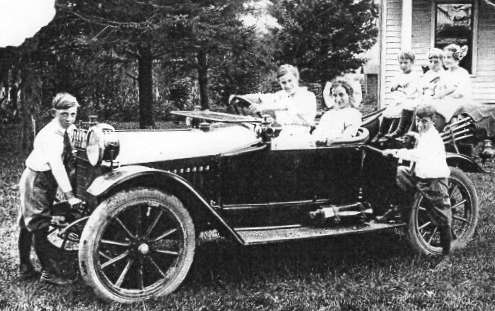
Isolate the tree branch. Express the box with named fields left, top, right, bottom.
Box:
left=125, top=71, right=138, bottom=80
left=56, top=3, right=146, bottom=29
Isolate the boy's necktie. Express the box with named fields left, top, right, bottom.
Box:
left=62, top=129, right=73, bottom=171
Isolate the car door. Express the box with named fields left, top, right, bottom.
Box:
left=219, top=144, right=363, bottom=205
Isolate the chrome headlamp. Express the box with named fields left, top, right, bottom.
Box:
left=86, top=123, right=120, bottom=166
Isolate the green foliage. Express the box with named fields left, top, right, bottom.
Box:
left=270, top=0, right=378, bottom=83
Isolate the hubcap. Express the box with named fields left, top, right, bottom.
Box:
left=138, top=243, right=150, bottom=255
left=97, top=202, right=184, bottom=292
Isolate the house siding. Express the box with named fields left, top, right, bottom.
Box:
left=381, top=0, right=495, bottom=107
left=473, top=0, right=495, bottom=103
left=382, top=0, right=403, bottom=108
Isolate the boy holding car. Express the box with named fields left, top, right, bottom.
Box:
left=18, top=92, right=82, bottom=285
left=377, top=104, right=452, bottom=255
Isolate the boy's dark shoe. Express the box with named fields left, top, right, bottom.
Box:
left=440, top=227, right=453, bottom=255
left=19, top=264, right=39, bottom=280
left=375, top=207, right=402, bottom=223
left=40, top=270, right=77, bottom=286
left=386, top=109, right=414, bottom=139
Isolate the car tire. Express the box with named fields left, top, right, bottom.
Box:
left=406, top=167, right=479, bottom=256
left=78, top=188, right=195, bottom=303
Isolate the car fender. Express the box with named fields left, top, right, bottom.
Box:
left=446, top=152, right=484, bottom=173
left=86, top=165, right=244, bottom=244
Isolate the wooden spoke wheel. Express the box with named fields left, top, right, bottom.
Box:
left=79, top=188, right=195, bottom=303
left=407, top=167, right=479, bottom=256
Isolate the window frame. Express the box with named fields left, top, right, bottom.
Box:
left=430, top=0, right=479, bottom=75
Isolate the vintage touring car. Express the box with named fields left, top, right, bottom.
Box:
left=53, top=99, right=482, bottom=303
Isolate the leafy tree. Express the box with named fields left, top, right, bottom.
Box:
left=208, top=32, right=276, bottom=106
left=56, top=0, right=268, bottom=124
left=56, top=0, right=208, bottom=127
left=162, top=0, right=274, bottom=109
left=270, top=0, right=378, bottom=84
left=0, top=8, right=96, bottom=149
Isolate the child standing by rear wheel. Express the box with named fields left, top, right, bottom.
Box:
left=18, top=93, right=82, bottom=285
left=377, top=104, right=452, bottom=256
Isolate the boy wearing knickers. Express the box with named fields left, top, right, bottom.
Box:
left=18, top=93, right=82, bottom=285
left=378, top=104, right=452, bottom=255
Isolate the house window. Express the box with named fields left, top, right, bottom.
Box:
left=434, top=1, right=474, bottom=73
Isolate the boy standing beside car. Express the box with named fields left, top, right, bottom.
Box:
left=18, top=92, right=82, bottom=285
left=377, top=104, right=452, bottom=256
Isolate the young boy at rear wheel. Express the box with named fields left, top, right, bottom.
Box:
left=377, top=104, right=452, bottom=255
left=18, top=92, right=82, bottom=285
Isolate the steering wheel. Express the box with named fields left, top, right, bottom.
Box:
left=229, top=95, right=262, bottom=117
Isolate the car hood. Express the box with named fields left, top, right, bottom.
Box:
left=113, top=124, right=261, bottom=165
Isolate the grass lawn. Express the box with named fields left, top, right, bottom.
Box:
left=0, top=125, right=494, bottom=311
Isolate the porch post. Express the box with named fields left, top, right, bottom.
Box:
left=401, top=0, right=413, bottom=50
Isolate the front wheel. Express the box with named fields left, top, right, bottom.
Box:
left=79, top=188, right=195, bottom=303
left=406, top=167, right=479, bottom=256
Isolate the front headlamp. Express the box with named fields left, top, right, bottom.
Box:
left=86, top=123, right=120, bottom=166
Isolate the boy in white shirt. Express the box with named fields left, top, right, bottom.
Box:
left=18, top=93, right=82, bottom=284
left=378, top=104, right=452, bottom=255
left=373, top=51, right=421, bottom=142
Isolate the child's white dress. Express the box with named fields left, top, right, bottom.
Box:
left=421, top=68, right=445, bottom=97
left=430, top=66, right=472, bottom=121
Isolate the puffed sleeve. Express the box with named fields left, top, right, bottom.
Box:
left=452, top=69, right=472, bottom=100
left=300, top=91, right=317, bottom=125
left=312, top=110, right=333, bottom=140
left=257, top=92, right=287, bottom=111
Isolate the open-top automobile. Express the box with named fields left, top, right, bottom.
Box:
left=50, top=98, right=482, bottom=303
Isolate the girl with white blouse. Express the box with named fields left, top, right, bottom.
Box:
left=234, top=64, right=317, bottom=137
left=312, top=80, right=362, bottom=146
left=430, top=44, right=472, bottom=128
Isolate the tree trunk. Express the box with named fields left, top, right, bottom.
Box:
left=19, top=66, right=41, bottom=152
left=138, top=45, right=154, bottom=128
left=197, top=50, right=209, bottom=110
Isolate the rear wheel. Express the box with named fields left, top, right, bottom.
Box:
left=79, top=188, right=195, bottom=303
left=406, top=167, right=479, bottom=256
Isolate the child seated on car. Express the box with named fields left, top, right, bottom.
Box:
left=312, top=80, right=362, bottom=146
left=232, top=64, right=317, bottom=135
left=377, top=104, right=452, bottom=255
left=429, top=44, right=473, bottom=130
left=421, top=48, right=445, bottom=98
left=372, top=50, right=421, bottom=142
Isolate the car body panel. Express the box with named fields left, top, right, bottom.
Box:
left=72, top=108, right=483, bottom=247
left=112, top=124, right=260, bottom=165
left=446, top=152, right=485, bottom=173
left=85, top=164, right=246, bottom=243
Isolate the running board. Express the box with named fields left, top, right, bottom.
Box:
left=235, top=221, right=405, bottom=245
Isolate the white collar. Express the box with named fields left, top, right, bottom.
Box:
left=48, top=118, right=67, bottom=136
